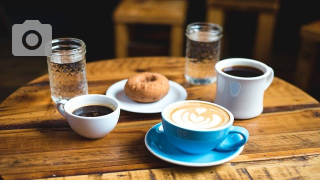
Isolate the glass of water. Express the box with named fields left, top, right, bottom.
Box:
left=46, top=38, right=88, bottom=103
left=185, top=22, right=223, bottom=85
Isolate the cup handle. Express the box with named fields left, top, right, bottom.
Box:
left=215, top=126, right=249, bottom=151
left=265, top=66, right=274, bottom=90
left=57, top=100, right=68, bottom=117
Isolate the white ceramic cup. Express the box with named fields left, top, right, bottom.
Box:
left=214, top=58, right=274, bottom=119
left=57, top=94, right=120, bottom=139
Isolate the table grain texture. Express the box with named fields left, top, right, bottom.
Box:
left=0, top=57, right=319, bottom=180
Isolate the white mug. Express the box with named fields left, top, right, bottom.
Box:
left=57, top=94, right=120, bottom=139
left=214, top=58, right=274, bottom=119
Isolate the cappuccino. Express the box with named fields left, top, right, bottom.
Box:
left=166, top=102, right=229, bottom=130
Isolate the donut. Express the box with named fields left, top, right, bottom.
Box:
left=124, top=72, right=170, bottom=103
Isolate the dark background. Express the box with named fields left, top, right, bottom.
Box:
left=0, top=0, right=319, bottom=102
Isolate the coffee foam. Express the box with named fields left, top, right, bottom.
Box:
left=167, top=102, right=229, bottom=129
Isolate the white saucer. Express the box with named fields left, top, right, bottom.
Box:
left=106, top=79, right=187, bottom=113
left=145, top=123, right=244, bottom=167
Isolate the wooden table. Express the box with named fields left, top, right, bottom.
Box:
left=0, top=57, right=319, bottom=180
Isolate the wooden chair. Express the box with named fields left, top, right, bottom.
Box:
left=294, top=20, right=320, bottom=92
left=113, top=0, right=188, bottom=58
left=206, top=0, right=280, bottom=64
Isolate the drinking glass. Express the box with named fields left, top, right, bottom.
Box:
left=185, top=22, right=223, bottom=85
left=46, top=38, right=88, bottom=103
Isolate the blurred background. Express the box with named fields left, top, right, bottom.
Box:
left=0, top=0, right=319, bottom=103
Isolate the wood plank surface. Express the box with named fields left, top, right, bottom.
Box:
left=37, top=154, right=320, bottom=180
left=0, top=57, right=319, bottom=180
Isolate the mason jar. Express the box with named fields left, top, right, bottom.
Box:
left=185, top=22, right=223, bottom=85
left=46, top=38, right=88, bottom=103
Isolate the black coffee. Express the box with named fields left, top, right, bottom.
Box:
left=72, top=105, right=114, bottom=117
left=222, top=65, right=264, bottom=77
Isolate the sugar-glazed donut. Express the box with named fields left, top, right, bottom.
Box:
left=124, top=72, right=170, bottom=103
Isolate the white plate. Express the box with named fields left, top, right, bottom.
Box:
left=106, top=79, right=187, bottom=113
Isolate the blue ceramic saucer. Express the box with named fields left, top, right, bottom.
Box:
left=144, top=122, right=244, bottom=167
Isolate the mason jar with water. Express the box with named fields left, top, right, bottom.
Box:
left=46, top=38, right=88, bottom=103
left=185, top=22, right=223, bottom=85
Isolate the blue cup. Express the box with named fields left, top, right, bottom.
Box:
left=161, top=100, right=249, bottom=154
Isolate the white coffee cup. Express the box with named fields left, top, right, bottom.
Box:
left=214, top=58, right=274, bottom=119
left=57, top=94, right=120, bottom=139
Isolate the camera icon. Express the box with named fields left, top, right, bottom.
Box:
left=12, top=20, right=52, bottom=56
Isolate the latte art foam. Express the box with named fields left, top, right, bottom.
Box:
left=168, top=102, right=229, bottom=129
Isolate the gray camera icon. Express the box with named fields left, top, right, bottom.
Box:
left=12, top=20, right=52, bottom=56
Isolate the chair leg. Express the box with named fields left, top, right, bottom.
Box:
left=254, top=12, right=276, bottom=65
left=206, top=7, right=227, bottom=57
left=206, top=6, right=224, bottom=26
left=170, top=25, right=184, bottom=57
left=294, top=39, right=317, bottom=91
left=115, top=24, right=129, bottom=58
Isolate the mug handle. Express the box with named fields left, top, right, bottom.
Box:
left=57, top=100, right=68, bottom=117
left=215, top=126, right=249, bottom=151
left=265, top=66, right=274, bottom=90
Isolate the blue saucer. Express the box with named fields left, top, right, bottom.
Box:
left=144, top=122, right=244, bottom=167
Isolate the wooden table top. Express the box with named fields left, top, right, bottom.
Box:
left=0, top=57, right=319, bottom=180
